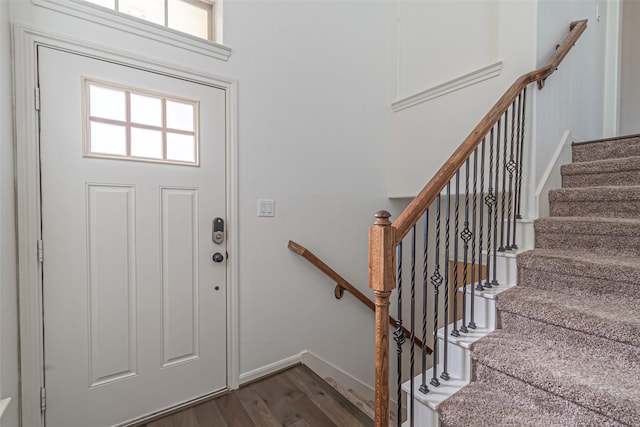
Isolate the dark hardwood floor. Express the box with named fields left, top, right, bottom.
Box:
left=139, top=364, right=374, bottom=427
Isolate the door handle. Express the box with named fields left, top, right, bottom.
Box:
left=212, top=252, right=224, bottom=263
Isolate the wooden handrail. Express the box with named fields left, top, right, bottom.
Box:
left=393, top=19, right=587, bottom=243
left=288, top=240, right=431, bottom=354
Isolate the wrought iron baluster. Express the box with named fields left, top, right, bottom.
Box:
left=506, top=99, right=517, bottom=250
left=430, top=196, right=442, bottom=388
left=516, top=88, right=527, bottom=222
left=492, top=119, right=501, bottom=286
left=469, top=147, right=479, bottom=329
left=441, top=182, right=451, bottom=381
left=499, top=110, right=508, bottom=252
left=476, top=139, right=486, bottom=293
left=460, top=161, right=471, bottom=334
left=420, top=210, right=429, bottom=394
left=451, top=173, right=460, bottom=337
left=394, top=243, right=405, bottom=427
left=484, top=128, right=495, bottom=289
left=511, top=92, right=523, bottom=249
left=409, top=226, right=416, bottom=426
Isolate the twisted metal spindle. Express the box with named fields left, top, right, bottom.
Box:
left=441, top=182, right=451, bottom=381
left=409, top=226, right=416, bottom=426
left=420, top=210, right=429, bottom=394
left=511, top=92, right=523, bottom=249
left=515, top=88, right=527, bottom=222
left=492, top=120, right=500, bottom=287
left=476, top=139, right=486, bottom=293
left=394, top=243, right=405, bottom=427
left=469, top=147, right=479, bottom=329
left=451, top=173, right=460, bottom=338
left=430, top=196, right=442, bottom=388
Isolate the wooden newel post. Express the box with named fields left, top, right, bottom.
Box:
left=368, top=210, right=396, bottom=427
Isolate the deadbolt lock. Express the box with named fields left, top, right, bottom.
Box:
left=212, top=218, right=224, bottom=244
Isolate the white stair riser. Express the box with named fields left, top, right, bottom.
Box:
left=495, top=255, right=517, bottom=286
left=464, top=292, right=496, bottom=330
left=437, top=337, right=471, bottom=381
left=405, top=399, right=438, bottom=427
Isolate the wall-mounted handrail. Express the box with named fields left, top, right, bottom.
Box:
left=288, top=240, right=431, bottom=353
left=392, top=19, right=587, bottom=243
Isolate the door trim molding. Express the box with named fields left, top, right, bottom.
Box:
left=12, top=23, right=240, bottom=427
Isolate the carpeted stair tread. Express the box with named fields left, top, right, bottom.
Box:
left=470, top=323, right=640, bottom=424
left=518, top=248, right=640, bottom=286
left=549, top=185, right=640, bottom=218
left=495, top=286, right=640, bottom=347
left=572, top=135, right=640, bottom=163
left=438, top=365, right=623, bottom=427
left=534, top=216, right=640, bottom=256
left=561, top=156, right=640, bottom=188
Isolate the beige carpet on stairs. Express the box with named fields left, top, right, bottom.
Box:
left=437, top=135, right=640, bottom=426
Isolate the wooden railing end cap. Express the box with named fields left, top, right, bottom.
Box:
left=287, top=240, right=306, bottom=255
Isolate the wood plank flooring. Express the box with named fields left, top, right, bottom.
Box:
left=139, top=364, right=374, bottom=427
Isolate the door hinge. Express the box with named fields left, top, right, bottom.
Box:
left=37, top=239, right=44, bottom=263
left=40, top=387, right=46, bottom=412
left=35, top=87, right=41, bottom=111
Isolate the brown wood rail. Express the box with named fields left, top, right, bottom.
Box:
left=392, top=19, right=587, bottom=243
left=288, top=240, right=431, bottom=354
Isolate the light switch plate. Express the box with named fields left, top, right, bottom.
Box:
left=257, top=199, right=275, bottom=217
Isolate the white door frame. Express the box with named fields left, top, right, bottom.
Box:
left=12, top=23, right=239, bottom=427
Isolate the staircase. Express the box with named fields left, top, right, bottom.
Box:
left=437, top=135, right=640, bottom=425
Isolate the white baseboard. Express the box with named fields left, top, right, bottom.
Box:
left=300, top=350, right=375, bottom=403
left=238, top=351, right=376, bottom=406
left=238, top=353, right=302, bottom=386
left=534, top=130, right=573, bottom=218
left=0, top=398, right=11, bottom=424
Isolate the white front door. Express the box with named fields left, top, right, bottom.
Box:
left=38, top=46, right=228, bottom=427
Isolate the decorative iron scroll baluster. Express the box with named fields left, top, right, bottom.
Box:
left=476, top=138, right=486, bottom=293
left=420, top=210, right=429, bottom=394
left=499, top=110, right=508, bottom=252
left=492, top=119, right=501, bottom=287
left=441, top=182, right=451, bottom=381
left=430, top=195, right=442, bottom=388
left=460, top=161, right=471, bottom=334
left=409, top=226, right=416, bottom=426
left=469, top=147, right=479, bottom=329
left=506, top=99, right=517, bottom=250
left=394, top=243, right=404, bottom=427
left=451, top=172, right=460, bottom=337
left=484, top=129, right=495, bottom=289
left=511, top=92, right=523, bottom=249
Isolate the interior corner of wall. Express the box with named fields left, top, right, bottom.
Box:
left=533, top=129, right=572, bottom=218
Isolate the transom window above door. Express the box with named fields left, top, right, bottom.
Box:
left=83, top=0, right=215, bottom=41
left=84, top=79, right=200, bottom=165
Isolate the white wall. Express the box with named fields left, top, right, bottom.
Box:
left=388, top=0, right=537, bottom=198
left=533, top=0, right=611, bottom=217
left=6, top=0, right=397, bottom=409
left=0, top=0, right=20, bottom=425
left=620, top=0, right=640, bottom=135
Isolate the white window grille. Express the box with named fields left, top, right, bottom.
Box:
left=84, top=79, right=200, bottom=165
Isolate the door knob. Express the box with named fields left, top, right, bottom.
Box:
left=212, top=252, right=224, bottom=263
